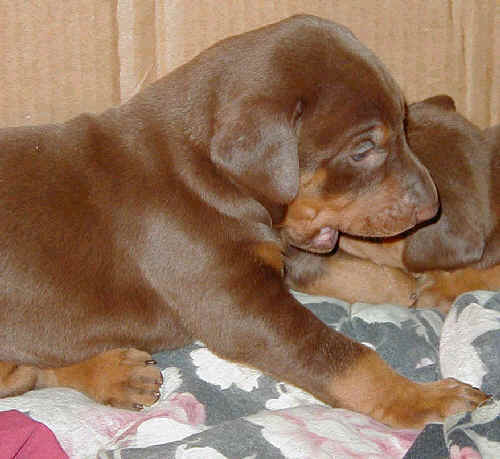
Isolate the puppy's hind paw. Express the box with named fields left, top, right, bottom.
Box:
left=49, top=348, right=164, bottom=410
left=97, top=348, right=164, bottom=410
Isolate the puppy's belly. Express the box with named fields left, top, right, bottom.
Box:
left=0, top=276, right=192, bottom=366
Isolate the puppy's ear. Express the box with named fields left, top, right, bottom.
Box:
left=420, top=95, right=456, bottom=112
left=210, top=99, right=301, bottom=204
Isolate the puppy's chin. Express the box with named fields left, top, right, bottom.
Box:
left=290, top=227, right=339, bottom=254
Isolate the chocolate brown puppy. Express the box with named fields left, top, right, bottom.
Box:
left=287, top=96, right=499, bottom=312
left=0, top=16, right=484, bottom=428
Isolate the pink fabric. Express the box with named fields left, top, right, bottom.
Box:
left=0, top=410, right=68, bottom=459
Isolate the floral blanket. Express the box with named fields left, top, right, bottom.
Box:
left=0, top=291, right=499, bottom=458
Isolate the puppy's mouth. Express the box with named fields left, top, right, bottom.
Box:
left=288, top=226, right=339, bottom=254
left=310, top=226, right=339, bottom=252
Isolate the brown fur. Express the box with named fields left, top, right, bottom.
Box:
left=415, top=265, right=500, bottom=312
left=287, top=247, right=418, bottom=306
left=287, top=95, right=499, bottom=313
left=331, top=350, right=484, bottom=427
left=0, top=16, right=485, bottom=427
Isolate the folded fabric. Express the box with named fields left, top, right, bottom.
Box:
left=0, top=409, right=68, bottom=459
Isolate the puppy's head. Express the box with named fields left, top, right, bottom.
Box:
left=401, top=96, right=496, bottom=270
left=281, top=90, right=438, bottom=253
left=209, top=15, right=437, bottom=253
left=484, top=123, right=500, bottom=161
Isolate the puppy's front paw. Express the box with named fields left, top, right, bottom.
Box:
left=331, top=351, right=488, bottom=430
left=379, top=378, right=488, bottom=428
left=421, top=378, right=487, bottom=419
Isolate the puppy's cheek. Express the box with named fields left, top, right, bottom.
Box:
left=338, top=181, right=422, bottom=237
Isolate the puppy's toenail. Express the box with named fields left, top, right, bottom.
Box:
left=134, top=403, right=144, bottom=410
left=145, top=359, right=157, bottom=365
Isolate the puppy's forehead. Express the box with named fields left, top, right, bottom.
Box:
left=265, top=18, right=405, bottom=121
left=210, top=16, right=404, bottom=122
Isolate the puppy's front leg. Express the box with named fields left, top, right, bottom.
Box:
left=0, top=348, right=163, bottom=409
left=189, top=256, right=487, bottom=429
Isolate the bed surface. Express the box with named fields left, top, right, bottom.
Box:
left=1, top=291, right=499, bottom=458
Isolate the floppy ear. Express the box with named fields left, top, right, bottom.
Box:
left=210, top=99, right=300, bottom=204
left=420, top=95, right=456, bottom=112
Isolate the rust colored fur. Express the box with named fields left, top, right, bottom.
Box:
left=0, top=16, right=485, bottom=427
left=287, top=95, right=499, bottom=313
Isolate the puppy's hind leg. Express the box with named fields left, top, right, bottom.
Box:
left=0, top=348, right=164, bottom=409
left=0, top=362, right=39, bottom=397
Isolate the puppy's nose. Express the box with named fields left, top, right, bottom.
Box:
left=411, top=167, right=439, bottom=224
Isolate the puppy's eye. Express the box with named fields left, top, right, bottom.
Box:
left=350, top=140, right=375, bottom=162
